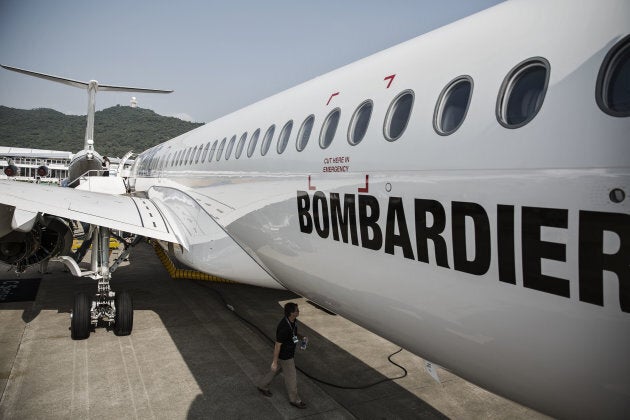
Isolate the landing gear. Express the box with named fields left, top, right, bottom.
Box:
left=64, top=226, right=136, bottom=340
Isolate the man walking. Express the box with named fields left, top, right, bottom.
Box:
left=257, top=302, right=307, bottom=409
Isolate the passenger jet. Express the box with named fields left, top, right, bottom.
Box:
left=0, top=0, right=628, bottom=417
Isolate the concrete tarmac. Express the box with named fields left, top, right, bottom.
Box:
left=0, top=242, right=547, bottom=419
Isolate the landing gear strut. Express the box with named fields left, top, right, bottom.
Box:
left=66, top=226, right=134, bottom=340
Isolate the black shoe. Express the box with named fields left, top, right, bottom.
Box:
left=290, top=401, right=306, bottom=409
left=257, top=387, right=272, bottom=397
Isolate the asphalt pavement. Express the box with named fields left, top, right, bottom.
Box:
left=0, top=242, right=546, bottom=419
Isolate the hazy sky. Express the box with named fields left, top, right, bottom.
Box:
left=0, top=0, right=503, bottom=123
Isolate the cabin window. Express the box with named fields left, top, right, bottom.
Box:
left=178, top=150, right=185, bottom=166
left=186, top=147, right=193, bottom=165
left=216, top=138, right=226, bottom=161
left=235, top=132, right=247, bottom=159
left=348, top=100, right=373, bottom=145
left=384, top=90, right=413, bottom=141
left=296, top=115, right=314, bottom=151
left=247, top=129, right=260, bottom=158
left=277, top=120, right=293, bottom=154
left=191, top=146, right=198, bottom=164
left=597, top=35, right=630, bottom=117
left=497, top=58, right=550, bottom=128
left=225, top=135, right=236, bottom=160
left=320, top=108, right=341, bottom=149
left=195, top=145, right=203, bottom=163
left=261, top=125, right=275, bottom=156
left=208, top=141, right=217, bottom=162
left=434, top=76, right=473, bottom=135
left=201, top=142, right=210, bottom=162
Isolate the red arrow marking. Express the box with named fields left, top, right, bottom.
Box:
left=358, top=175, right=369, bottom=193
left=308, top=175, right=316, bottom=191
left=384, top=74, right=396, bottom=89
left=326, top=92, right=339, bottom=106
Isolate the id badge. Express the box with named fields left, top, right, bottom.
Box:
left=292, top=335, right=299, bottom=344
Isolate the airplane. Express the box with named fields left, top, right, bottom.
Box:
left=0, top=0, right=629, bottom=417
left=0, top=64, right=173, bottom=187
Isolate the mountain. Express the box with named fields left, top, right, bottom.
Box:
left=0, top=105, right=204, bottom=157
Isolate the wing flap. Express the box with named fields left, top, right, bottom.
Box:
left=0, top=180, right=180, bottom=244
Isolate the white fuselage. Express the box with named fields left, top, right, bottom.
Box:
left=128, top=0, right=630, bottom=417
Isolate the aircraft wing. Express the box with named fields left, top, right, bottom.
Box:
left=0, top=180, right=181, bottom=244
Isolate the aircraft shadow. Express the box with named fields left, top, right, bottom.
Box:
left=1, top=243, right=446, bottom=419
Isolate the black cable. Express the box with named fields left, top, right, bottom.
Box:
left=197, top=281, right=408, bottom=390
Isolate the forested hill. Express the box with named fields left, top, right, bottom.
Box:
left=0, top=105, right=204, bottom=157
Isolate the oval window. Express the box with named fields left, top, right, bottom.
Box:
left=319, top=108, right=341, bottom=149
left=296, top=115, right=314, bottom=152
left=277, top=120, right=293, bottom=154
left=247, top=129, right=260, bottom=158
left=235, top=132, right=247, bottom=159
left=194, top=145, right=203, bottom=163
left=261, top=125, right=275, bottom=156
left=207, top=141, right=217, bottom=162
left=216, top=138, right=226, bottom=161
left=201, top=142, right=210, bottom=162
left=187, top=147, right=194, bottom=165
left=384, top=90, right=414, bottom=141
left=348, top=100, right=373, bottom=145
left=497, top=58, right=550, bottom=128
left=434, top=76, right=473, bottom=135
left=597, top=35, right=630, bottom=117
left=225, top=135, right=236, bottom=160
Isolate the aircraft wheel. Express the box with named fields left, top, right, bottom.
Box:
left=71, top=293, right=91, bottom=340
left=114, top=291, right=133, bottom=336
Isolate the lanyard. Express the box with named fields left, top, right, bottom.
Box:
left=285, top=317, right=296, bottom=336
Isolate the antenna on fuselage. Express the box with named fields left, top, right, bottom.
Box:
left=1, top=64, right=173, bottom=151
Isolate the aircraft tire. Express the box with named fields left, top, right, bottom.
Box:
left=71, top=293, right=91, bottom=340
left=114, top=291, right=133, bottom=336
